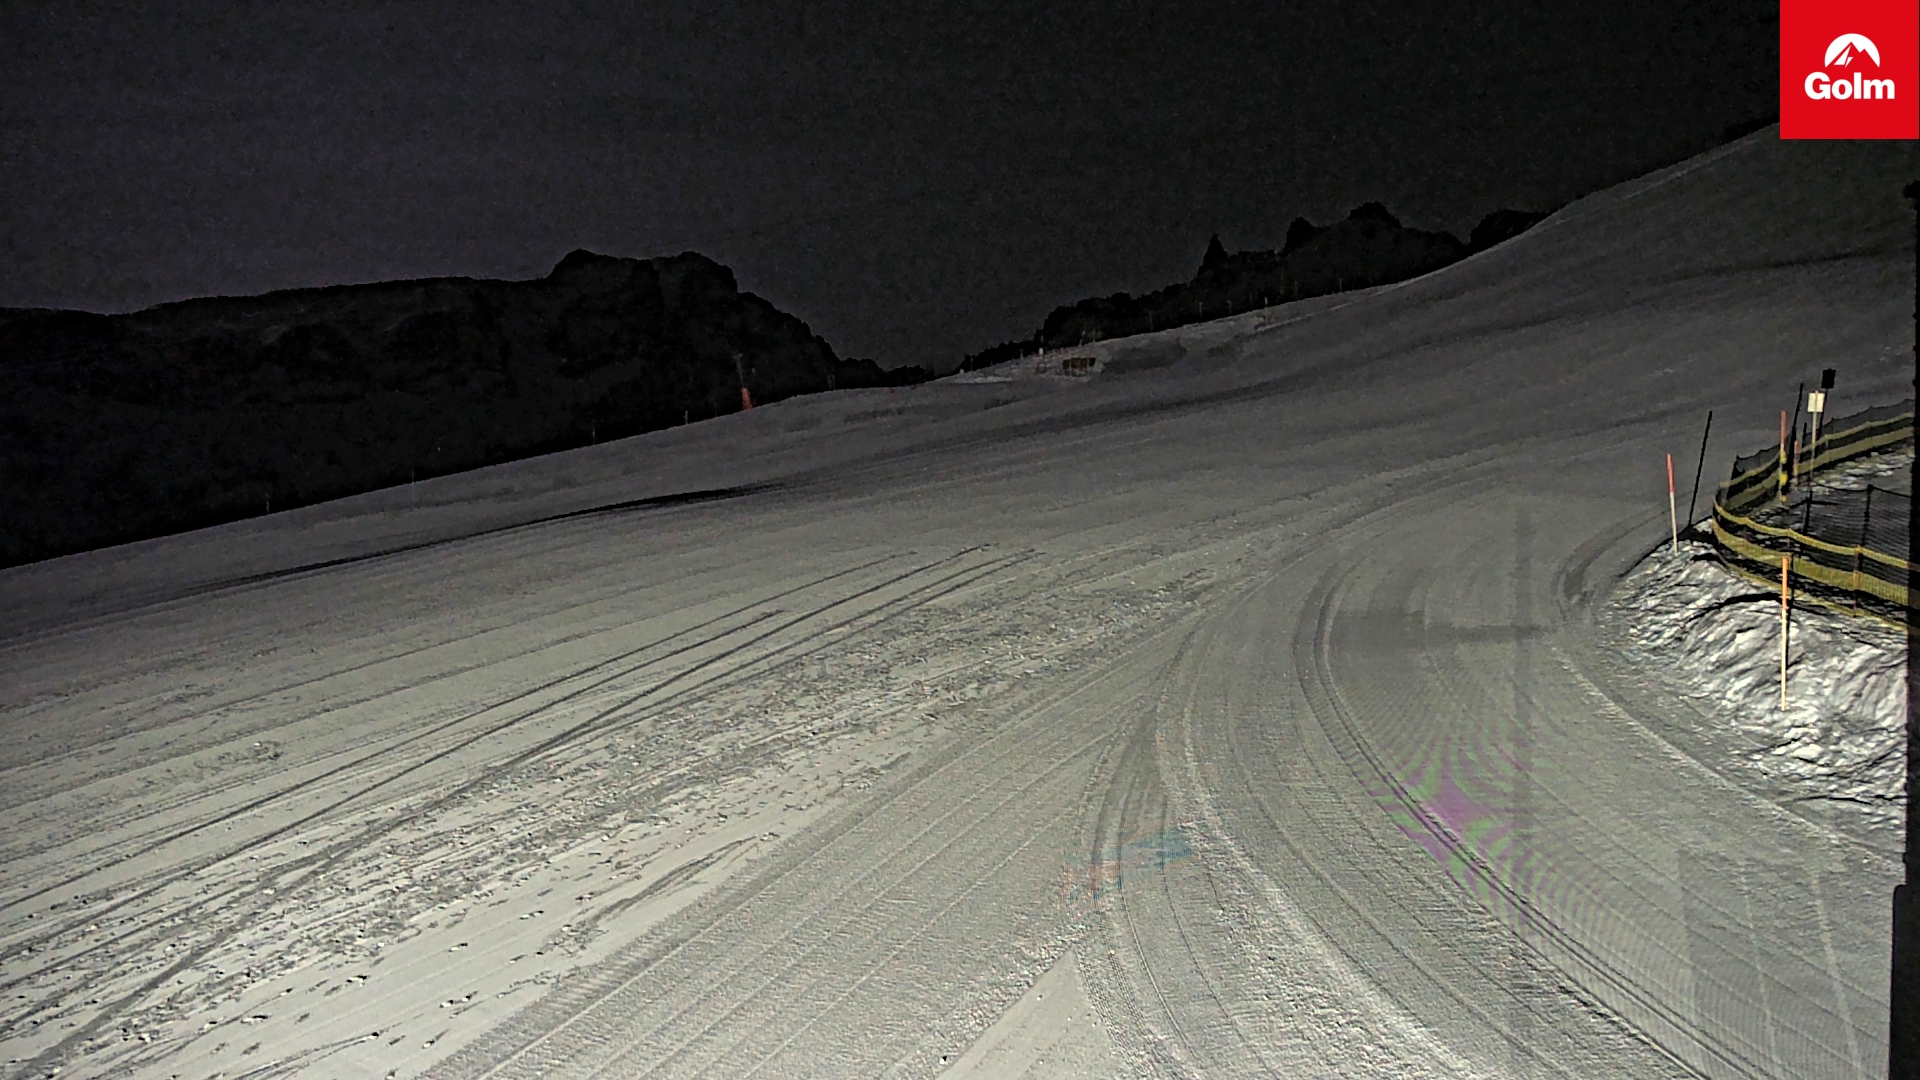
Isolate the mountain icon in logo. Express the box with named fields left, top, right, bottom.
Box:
left=1824, top=33, right=1881, bottom=67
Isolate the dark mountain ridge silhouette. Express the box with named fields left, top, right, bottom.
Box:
left=0, top=249, right=930, bottom=569
left=960, top=202, right=1548, bottom=370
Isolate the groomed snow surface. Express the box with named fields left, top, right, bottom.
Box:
left=3, top=130, right=1918, bottom=1080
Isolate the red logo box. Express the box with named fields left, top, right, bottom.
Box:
left=1780, top=0, right=1918, bottom=139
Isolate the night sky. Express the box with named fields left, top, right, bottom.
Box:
left=3, top=2, right=1778, bottom=369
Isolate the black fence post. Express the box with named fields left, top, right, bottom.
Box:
left=1789, top=381, right=1806, bottom=491
left=1687, top=410, right=1713, bottom=536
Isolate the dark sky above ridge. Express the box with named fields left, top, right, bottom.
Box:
left=3, top=1, right=1778, bottom=369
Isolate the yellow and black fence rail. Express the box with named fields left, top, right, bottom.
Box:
left=1709, top=398, right=1913, bottom=624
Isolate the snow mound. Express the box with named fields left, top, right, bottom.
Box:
left=1607, top=509, right=1907, bottom=837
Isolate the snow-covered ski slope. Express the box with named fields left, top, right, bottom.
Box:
left=3, top=130, right=1917, bottom=1080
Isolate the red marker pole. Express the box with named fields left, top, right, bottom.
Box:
left=1667, top=453, right=1678, bottom=554
left=1779, top=553, right=1790, bottom=710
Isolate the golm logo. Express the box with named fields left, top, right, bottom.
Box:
left=1804, top=34, right=1896, bottom=101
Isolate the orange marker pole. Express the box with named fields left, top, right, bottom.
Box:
left=1667, top=453, right=1678, bottom=554
left=1779, top=554, right=1790, bottom=710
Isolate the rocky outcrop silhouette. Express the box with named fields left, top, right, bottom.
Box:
left=0, top=249, right=929, bottom=568
left=1251, top=201, right=1465, bottom=298
left=963, top=201, right=1504, bottom=367
left=1198, top=234, right=1231, bottom=278
left=1280, top=216, right=1327, bottom=257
